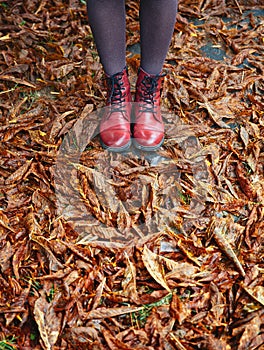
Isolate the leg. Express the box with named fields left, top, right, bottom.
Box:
left=86, top=0, right=131, bottom=152
left=133, top=0, right=178, bottom=151
left=86, top=0, right=126, bottom=76
left=139, top=0, right=178, bottom=75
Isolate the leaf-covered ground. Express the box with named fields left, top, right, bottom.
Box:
left=0, top=0, right=264, bottom=349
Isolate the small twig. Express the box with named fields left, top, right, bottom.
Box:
left=234, top=0, right=242, bottom=14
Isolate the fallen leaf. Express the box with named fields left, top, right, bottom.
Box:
left=242, top=285, right=264, bottom=306
left=34, top=292, right=62, bottom=350
left=142, top=245, right=171, bottom=293
left=240, top=126, right=249, bottom=148
left=237, top=314, right=262, bottom=350
left=84, top=306, right=144, bottom=320
left=5, top=159, right=33, bottom=185
left=209, top=217, right=246, bottom=277
left=0, top=74, right=36, bottom=88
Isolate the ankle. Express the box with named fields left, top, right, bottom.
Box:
left=139, top=66, right=162, bottom=77
left=105, top=66, right=128, bottom=78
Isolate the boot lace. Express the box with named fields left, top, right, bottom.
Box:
left=138, top=73, right=165, bottom=117
left=105, top=72, right=128, bottom=119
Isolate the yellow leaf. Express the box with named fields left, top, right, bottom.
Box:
left=0, top=33, right=10, bottom=41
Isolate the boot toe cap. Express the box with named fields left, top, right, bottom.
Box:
left=100, top=130, right=131, bottom=150
left=133, top=129, right=164, bottom=150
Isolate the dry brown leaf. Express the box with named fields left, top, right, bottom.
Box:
left=236, top=163, right=257, bottom=201
left=198, top=100, right=230, bottom=128
left=12, top=242, right=28, bottom=280
left=84, top=306, right=144, bottom=320
left=0, top=210, right=15, bottom=233
left=142, top=245, right=171, bottom=293
left=51, top=63, right=76, bottom=80
left=162, top=257, right=199, bottom=278
left=170, top=293, right=190, bottom=325
left=0, top=74, right=36, bottom=88
left=241, top=285, right=264, bottom=307
left=30, top=234, right=64, bottom=272
left=5, top=159, right=33, bottom=185
left=0, top=1, right=263, bottom=348
left=91, top=277, right=106, bottom=310
left=240, top=126, right=249, bottom=149
left=237, top=314, right=262, bottom=350
left=169, top=333, right=188, bottom=350
left=121, top=252, right=139, bottom=302
left=0, top=241, right=14, bottom=272
left=64, top=326, right=99, bottom=344
left=103, top=329, right=145, bottom=350
left=209, top=218, right=246, bottom=277
left=231, top=48, right=256, bottom=66
left=34, top=292, right=62, bottom=350
left=176, top=239, right=202, bottom=267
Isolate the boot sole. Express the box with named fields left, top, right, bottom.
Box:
left=132, top=137, right=164, bottom=152
left=100, top=139, right=132, bottom=153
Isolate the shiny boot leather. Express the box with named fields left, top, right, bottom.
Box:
left=100, top=67, right=132, bottom=152
left=133, top=67, right=165, bottom=151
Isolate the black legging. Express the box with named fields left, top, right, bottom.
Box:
left=86, top=0, right=178, bottom=76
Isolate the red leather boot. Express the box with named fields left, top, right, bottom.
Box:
left=133, top=67, right=165, bottom=151
left=100, top=67, right=132, bottom=152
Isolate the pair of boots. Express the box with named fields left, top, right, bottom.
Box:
left=100, top=67, right=165, bottom=152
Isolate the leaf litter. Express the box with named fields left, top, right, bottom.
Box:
left=0, top=0, right=264, bottom=349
